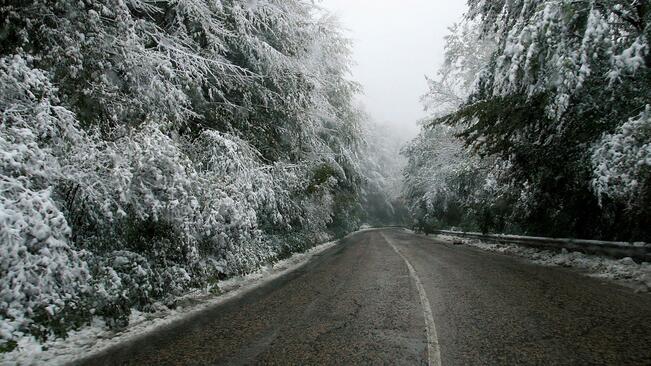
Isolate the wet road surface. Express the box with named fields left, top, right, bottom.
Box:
left=75, top=228, right=651, bottom=365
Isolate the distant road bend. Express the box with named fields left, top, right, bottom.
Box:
left=77, top=228, right=651, bottom=366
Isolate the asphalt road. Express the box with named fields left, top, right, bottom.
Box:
left=75, top=228, right=651, bottom=366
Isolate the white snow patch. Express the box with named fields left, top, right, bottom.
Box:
left=436, top=234, right=651, bottom=293
left=1, top=235, right=349, bottom=366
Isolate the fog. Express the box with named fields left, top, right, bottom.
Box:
left=318, top=0, right=467, bottom=138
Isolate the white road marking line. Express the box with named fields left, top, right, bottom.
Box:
left=381, top=232, right=442, bottom=366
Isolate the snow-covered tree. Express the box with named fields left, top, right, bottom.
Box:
left=403, top=20, right=510, bottom=233
left=0, top=55, right=91, bottom=344
left=592, top=106, right=651, bottom=234
left=422, top=20, right=495, bottom=118
left=430, top=0, right=651, bottom=240
left=359, top=117, right=410, bottom=226
left=0, top=0, right=370, bottom=349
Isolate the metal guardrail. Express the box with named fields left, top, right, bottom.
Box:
left=432, top=230, right=651, bottom=262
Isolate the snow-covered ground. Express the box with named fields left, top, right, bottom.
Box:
left=1, top=236, right=349, bottom=366
left=436, top=234, right=651, bottom=293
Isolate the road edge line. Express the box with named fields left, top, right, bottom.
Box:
left=381, top=232, right=442, bottom=366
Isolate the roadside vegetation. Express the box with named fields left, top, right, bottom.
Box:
left=0, top=0, right=402, bottom=350
left=403, top=1, right=651, bottom=241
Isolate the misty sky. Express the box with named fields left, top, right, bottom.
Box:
left=318, top=0, right=467, bottom=136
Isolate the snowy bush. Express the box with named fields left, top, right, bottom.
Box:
left=0, top=0, right=369, bottom=350
left=68, top=123, right=200, bottom=243
left=89, top=251, right=156, bottom=328
left=189, top=130, right=280, bottom=275
left=0, top=55, right=90, bottom=344
left=593, top=106, right=651, bottom=205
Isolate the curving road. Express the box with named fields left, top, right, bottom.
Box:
left=75, top=228, right=651, bottom=366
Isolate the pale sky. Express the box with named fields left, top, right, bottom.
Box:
left=318, top=0, right=467, bottom=137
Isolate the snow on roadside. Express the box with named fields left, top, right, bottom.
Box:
left=1, top=235, right=348, bottom=366
left=436, top=234, right=651, bottom=293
